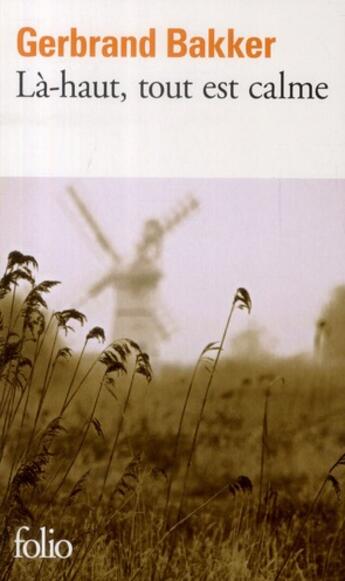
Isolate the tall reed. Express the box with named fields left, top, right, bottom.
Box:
left=176, top=287, right=252, bottom=521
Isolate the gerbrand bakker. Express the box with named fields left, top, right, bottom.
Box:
left=17, top=27, right=276, bottom=59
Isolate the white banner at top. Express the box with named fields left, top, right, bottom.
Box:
left=0, top=0, right=344, bottom=178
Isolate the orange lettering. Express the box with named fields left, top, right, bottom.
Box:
left=167, top=28, right=187, bottom=57
left=17, top=27, right=37, bottom=57
left=39, top=36, right=55, bottom=57
left=265, top=37, right=276, bottom=57
left=246, top=37, right=262, bottom=58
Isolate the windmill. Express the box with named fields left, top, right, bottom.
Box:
left=68, top=187, right=199, bottom=357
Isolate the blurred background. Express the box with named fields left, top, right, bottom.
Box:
left=0, top=177, right=345, bottom=363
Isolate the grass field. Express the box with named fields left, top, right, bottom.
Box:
left=1, top=251, right=345, bottom=580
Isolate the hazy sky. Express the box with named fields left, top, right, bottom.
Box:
left=0, top=178, right=344, bottom=362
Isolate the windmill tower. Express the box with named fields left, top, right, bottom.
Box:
left=69, top=187, right=199, bottom=357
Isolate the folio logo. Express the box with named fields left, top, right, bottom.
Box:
left=14, top=527, right=73, bottom=559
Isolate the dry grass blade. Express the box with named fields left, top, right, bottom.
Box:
left=0, top=269, right=34, bottom=300
left=66, top=470, right=91, bottom=507
left=25, top=280, right=60, bottom=308
left=331, top=452, right=345, bottom=469
left=21, top=281, right=60, bottom=334
left=176, top=287, right=252, bottom=521
left=37, top=416, right=66, bottom=451
left=55, top=309, right=87, bottom=335
left=99, top=340, right=135, bottom=372
left=326, top=474, right=341, bottom=501
left=135, top=352, right=153, bottom=383
left=0, top=338, right=21, bottom=372
left=200, top=341, right=221, bottom=356
left=228, top=475, right=253, bottom=495
left=92, top=417, right=105, bottom=439
left=55, top=347, right=73, bottom=362
left=124, top=338, right=141, bottom=351
left=87, top=326, right=106, bottom=343
left=98, top=348, right=150, bottom=503
left=6, top=251, right=38, bottom=272
left=234, top=287, right=252, bottom=313
left=11, top=447, right=51, bottom=494
left=111, top=454, right=142, bottom=505
left=99, top=351, right=127, bottom=375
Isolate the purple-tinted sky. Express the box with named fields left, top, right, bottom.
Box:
left=1, top=177, right=344, bottom=362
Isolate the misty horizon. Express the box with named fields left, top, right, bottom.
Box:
left=1, top=177, right=344, bottom=363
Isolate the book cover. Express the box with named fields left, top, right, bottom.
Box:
left=0, top=1, right=344, bottom=579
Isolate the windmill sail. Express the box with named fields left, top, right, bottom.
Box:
left=69, top=186, right=122, bottom=264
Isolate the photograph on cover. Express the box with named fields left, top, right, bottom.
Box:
left=0, top=177, right=345, bottom=579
